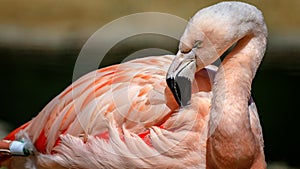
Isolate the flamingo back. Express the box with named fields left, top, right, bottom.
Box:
left=2, top=55, right=215, bottom=169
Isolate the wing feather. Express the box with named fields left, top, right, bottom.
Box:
left=11, top=55, right=174, bottom=153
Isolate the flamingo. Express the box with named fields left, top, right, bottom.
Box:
left=0, top=1, right=267, bottom=169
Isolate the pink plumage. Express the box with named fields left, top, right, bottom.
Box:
left=1, top=2, right=267, bottom=168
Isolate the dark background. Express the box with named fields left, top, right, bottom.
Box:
left=0, top=0, right=299, bottom=168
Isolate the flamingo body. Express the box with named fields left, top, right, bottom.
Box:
left=1, top=2, right=267, bottom=169
left=2, top=55, right=214, bottom=168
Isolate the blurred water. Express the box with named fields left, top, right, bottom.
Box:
left=0, top=120, right=11, bottom=139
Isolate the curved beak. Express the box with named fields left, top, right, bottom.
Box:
left=166, top=51, right=197, bottom=107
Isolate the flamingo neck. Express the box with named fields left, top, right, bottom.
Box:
left=207, top=34, right=266, bottom=168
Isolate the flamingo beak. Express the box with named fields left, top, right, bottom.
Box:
left=166, top=51, right=197, bottom=107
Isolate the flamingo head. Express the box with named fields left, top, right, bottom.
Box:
left=166, top=2, right=266, bottom=107
left=166, top=37, right=218, bottom=107
left=166, top=9, right=221, bottom=107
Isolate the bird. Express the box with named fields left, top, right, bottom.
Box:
left=166, top=1, right=267, bottom=168
left=0, top=1, right=267, bottom=169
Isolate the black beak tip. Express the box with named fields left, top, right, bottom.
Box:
left=166, top=76, right=192, bottom=107
left=166, top=77, right=181, bottom=106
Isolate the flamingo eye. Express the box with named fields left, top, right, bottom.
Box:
left=193, top=40, right=203, bottom=49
